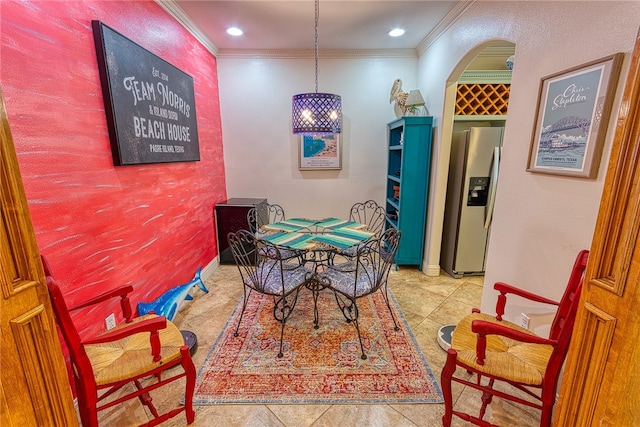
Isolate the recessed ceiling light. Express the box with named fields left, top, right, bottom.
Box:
left=388, top=28, right=405, bottom=37
left=227, top=27, right=243, bottom=37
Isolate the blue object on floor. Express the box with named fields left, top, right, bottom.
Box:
left=137, top=267, right=208, bottom=321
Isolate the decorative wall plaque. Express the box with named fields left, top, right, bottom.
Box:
left=93, top=21, right=200, bottom=166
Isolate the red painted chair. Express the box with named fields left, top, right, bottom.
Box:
left=42, top=256, right=196, bottom=427
left=440, top=250, right=589, bottom=427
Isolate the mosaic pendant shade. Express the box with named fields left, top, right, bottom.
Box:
left=292, top=92, right=342, bottom=135
left=291, top=0, right=342, bottom=136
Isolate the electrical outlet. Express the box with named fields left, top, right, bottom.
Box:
left=519, top=313, right=530, bottom=330
left=105, top=313, right=116, bottom=330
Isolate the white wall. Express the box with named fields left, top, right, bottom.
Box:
left=417, top=1, right=640, bottom=321
left=217, top=1, right=640, bottom=327
left=218, top=53, right=417, bottom=219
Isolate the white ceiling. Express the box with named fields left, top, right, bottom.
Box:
left=164, top=0, right=468, bottom=54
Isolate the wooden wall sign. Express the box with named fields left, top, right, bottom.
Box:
left=92, top=21, right=200, bottom=166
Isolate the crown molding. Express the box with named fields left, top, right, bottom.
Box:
left=216, top=48, right=418, bottom=59
left=158, top=0, right=474, bottom=60
left=156, top=0, right=219, bottom=56
left=416, top=0, right=476, bottom=54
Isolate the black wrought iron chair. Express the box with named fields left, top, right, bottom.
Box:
left=246, top=202, right=285, bottom=233
left=340, top=200, right=387, bottom=260
left=247, top=203, right=301, bottom=262
left=227, top=229, right=309, bottom=358
left=349, top=200, right=387, bottom=234
left=319, top=227, right=401, bottom=359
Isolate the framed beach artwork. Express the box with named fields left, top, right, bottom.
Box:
left=299, top=134, right=342, bottom=170
left=527, top=53, right=623, bottom=178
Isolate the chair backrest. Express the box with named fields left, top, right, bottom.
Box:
left=227, top=229, right=289, bottom=295
left=43, top=261, right=94, bottom=384
left=349, top=200, right=386, bottom=235
left=246, top=207, right=259, bottom=233
left=549, top=249, right=589, bottom=344
left=353, top=227, right=401, bottom=294
left=247, top=202, right=286, bottom=233
left=542, top=249, right=588, bottom=388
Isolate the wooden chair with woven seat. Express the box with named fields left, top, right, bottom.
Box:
left=42, top=256, right=196, bottom=427
left=440, top=249, right=589, bottom=427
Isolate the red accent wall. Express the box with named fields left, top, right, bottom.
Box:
left=1, top=1, right=226, bottom=336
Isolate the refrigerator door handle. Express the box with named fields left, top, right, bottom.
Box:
left=484, top=146, right=500, bottom=229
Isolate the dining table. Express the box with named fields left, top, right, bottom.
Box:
left=256, top=217, right=377, bottom=328
left=257, top=217, right=375, bottom=255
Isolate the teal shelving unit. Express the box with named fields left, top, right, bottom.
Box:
left=385, top=116, right=433, bottom=270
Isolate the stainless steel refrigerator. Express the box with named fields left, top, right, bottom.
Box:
left=441, top=127, right=503, bottom=278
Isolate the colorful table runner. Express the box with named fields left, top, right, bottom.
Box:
left=261, top=218, right=318, bottom=232
left=259, top=231, right=317, bottom=250
left=330, top=227, right=375, bottom=240
left=260, top=218, right=375, bottom=252
left=314, top=217, right=367, bottom=230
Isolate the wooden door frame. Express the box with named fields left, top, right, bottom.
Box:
left=1, top=88, right=78, bottom=426
left=555, top=27, right=640, bottom=426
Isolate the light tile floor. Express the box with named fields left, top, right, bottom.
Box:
left=98, top=264, right=541, bottom=427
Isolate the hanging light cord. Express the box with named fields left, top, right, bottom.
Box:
left=314, top=0, right=319, bottom=93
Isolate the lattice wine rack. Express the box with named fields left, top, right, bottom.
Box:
left=455, top=83, right=510, bottom=116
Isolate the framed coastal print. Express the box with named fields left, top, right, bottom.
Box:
left=527, top=53, right=623, bottom=178
left=299, top=134, right=341, bottom=170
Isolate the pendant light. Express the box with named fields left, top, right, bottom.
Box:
left=292, top=0, right=342, bottom=135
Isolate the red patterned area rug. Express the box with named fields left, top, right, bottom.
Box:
left=192, top=287, right=443, bottom=404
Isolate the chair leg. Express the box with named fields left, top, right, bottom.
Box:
left=479, top=377, right=495, bottom=421
left=180, top=345, right=197, bottom=424
left=333, top=291, right=357, bottom=324
left=308, top=276, right=330, bottom=330
left=352, top=317, right=367, bottom=360
left=381, top=284, right=399, bottom=331
left=441, top=349, right=458, bottom=427
left=273, top=289, right=300, bottom=358
left=540, top=403, right=553, bottom=427
left=86, top=409, right=99, bottom=427
left=312, top=289, right=320, bottom=329
left=76, top=381, right=98, bottom=427
left=234, top=287, right=252, bottom=337
left=332, top=291, right=366, bottom=359
left=134, top=379, right=159, bottom=418
left=78, top=403, right=97, bottom=427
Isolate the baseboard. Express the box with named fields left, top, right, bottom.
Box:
left=201, top=256, right=219, bottom=282
left=424, top=264, right=441, bottom=277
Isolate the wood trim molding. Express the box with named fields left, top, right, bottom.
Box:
left=559, top=303, right=616, bottom=425
left=589, top=37, right=640, bottom=297
left=1, top=87, right=78, bottom=426
left=554, top=27, right=640, bottom=426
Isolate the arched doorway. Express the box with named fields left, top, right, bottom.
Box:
left=425, top=40, right=515, bottom=278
